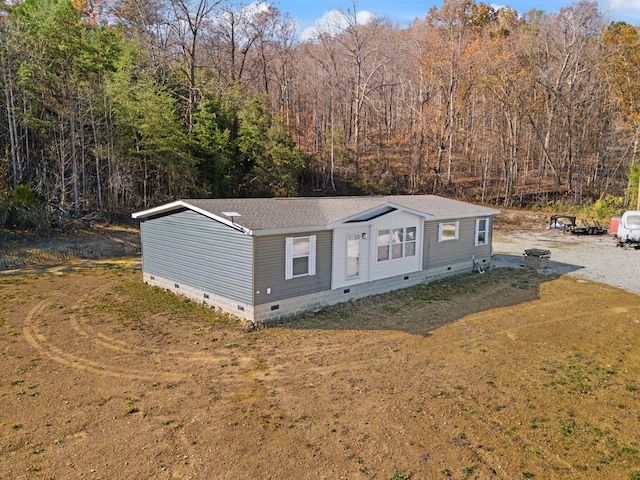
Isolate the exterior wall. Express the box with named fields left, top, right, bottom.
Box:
left=253, top=231, right=332, bottom=305
left=143, top=272, right=255, bottom=321
left=140, top=209, right=254, bottom=305
left=331, top=210, right=423, bottom=289
left=423, top=216, right=493, bottom=270
left=368, top=210, right=424, bottom=282
left=254, top=257, right=479, bottom=324
left=144, top=257, right=487, bottom=324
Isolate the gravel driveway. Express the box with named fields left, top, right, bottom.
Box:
left=492, top=229, right=640, bottom=295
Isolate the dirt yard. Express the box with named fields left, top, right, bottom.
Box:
left=1, top=222, right=640, bottom=479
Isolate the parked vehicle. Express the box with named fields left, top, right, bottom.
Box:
left=548, top=215, right=607, bottom=235
left=611, top=211, right=640, bottom=248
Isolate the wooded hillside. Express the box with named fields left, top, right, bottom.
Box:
left=1, top=0, right=640, bottom=230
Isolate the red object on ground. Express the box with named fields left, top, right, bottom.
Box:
left=610, top=216, right=621, bottom=235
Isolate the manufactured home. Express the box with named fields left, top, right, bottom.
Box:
left=132, top=196, right=500, bottom=323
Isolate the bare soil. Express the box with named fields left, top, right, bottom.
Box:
left=1, top=222, right=640, bottom=480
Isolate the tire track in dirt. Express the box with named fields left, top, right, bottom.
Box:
left=22, top=299, right=237, bottom=382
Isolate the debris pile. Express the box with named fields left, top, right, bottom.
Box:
left=523, top=248, right=551, bottom=270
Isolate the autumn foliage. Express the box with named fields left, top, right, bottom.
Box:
left=1, top=0, right=640, bottom=229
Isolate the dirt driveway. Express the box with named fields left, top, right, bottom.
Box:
left=1, top=226, right=639, bottom=479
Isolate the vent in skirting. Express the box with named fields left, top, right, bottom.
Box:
left=447, top=267, right=451, bottom=271
left=204, top=293, right=210, bottom=299
left=238, top=305, right=245, bottom=311
left=343, top=288, right=350, bottom=294
left=404, top=276, right=409, bottom=280
left=150, top=275, right=155, bottom=280
left=175, top=283, right=180, bottom=288
left=271, top=304, right=280, bottom=311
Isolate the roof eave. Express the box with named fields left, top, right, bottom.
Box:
left=251, top=225, right=327, bottom=236
left=131, top=200, right=186, bottom=219
left=132, top=200, right=252, bottom=235
left=428, top=210, right=501, bottom=221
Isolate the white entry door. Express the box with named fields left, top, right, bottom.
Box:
left=332, top=227, right=370, bottom=289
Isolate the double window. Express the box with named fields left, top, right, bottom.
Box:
left=285, top=235, right=316, bottom=279
left=377, top=227, right=417, bottom=262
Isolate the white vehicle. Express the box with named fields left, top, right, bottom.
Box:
left=612, top=211, right=640, bottom=248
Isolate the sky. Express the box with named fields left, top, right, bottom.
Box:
left=273, top=0, right=640, bottom=39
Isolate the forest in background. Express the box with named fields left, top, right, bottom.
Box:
left=1, top=0, right=640, bottom=231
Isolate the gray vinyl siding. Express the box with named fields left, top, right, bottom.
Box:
left=254, top=231, right=332, bottom=305
left=422, top=217, right=493, bottom=269
left=140, top=209, right=253, bottom=304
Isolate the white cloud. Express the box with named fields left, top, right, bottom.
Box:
left=300, top=9, right=376, bottom=41
left=602, top=0, right=640, bottom=22
left=242, top=1, right=270, bottom=18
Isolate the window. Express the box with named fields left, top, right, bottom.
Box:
left=377, top=229, right=390, bottom=261
left=627, top=214, right=640, bottom=227
left=285, top=235, right=316, bottom=279
left=377, top=226, right=417, bottom=262
left=475, top=218, right=488, bottom=246
left=438, top=222, right=459, bottom=242
left=346, top=234, right=360, bottom=278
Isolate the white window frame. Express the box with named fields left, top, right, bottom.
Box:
left=438, top=221, right=459, bottom=242
left=475, top=218, right=489, bottom=246
left=285, top=235, right=316, bottom=280
left=377, top=229, right=390, bottom=261
left=377, top=226, right=417, bottom=262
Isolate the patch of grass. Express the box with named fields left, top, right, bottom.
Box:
left=125, top=406, right=140, bottom=415
left=94, top=274, right=230, bottom=327
left=440, top=469, right=451, bottom=477
left=562, top=419, right=577, bottom=436
left=386, top=472, right=410, bottom=480
left=523, top=472, right=535, bottom=478
left=382, top=304, right=399, bottom=314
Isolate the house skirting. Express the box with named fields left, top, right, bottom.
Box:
left=142, top=256, right=490, bottom=325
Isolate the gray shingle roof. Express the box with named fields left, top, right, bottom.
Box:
left=133, top=195, right=499, bottom=234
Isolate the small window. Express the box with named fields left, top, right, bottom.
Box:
left=438, top=222, right=459, bottom=242
left=475, top=218, right=488, bottom=246
left=285, top=235, right=316, bottom=279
